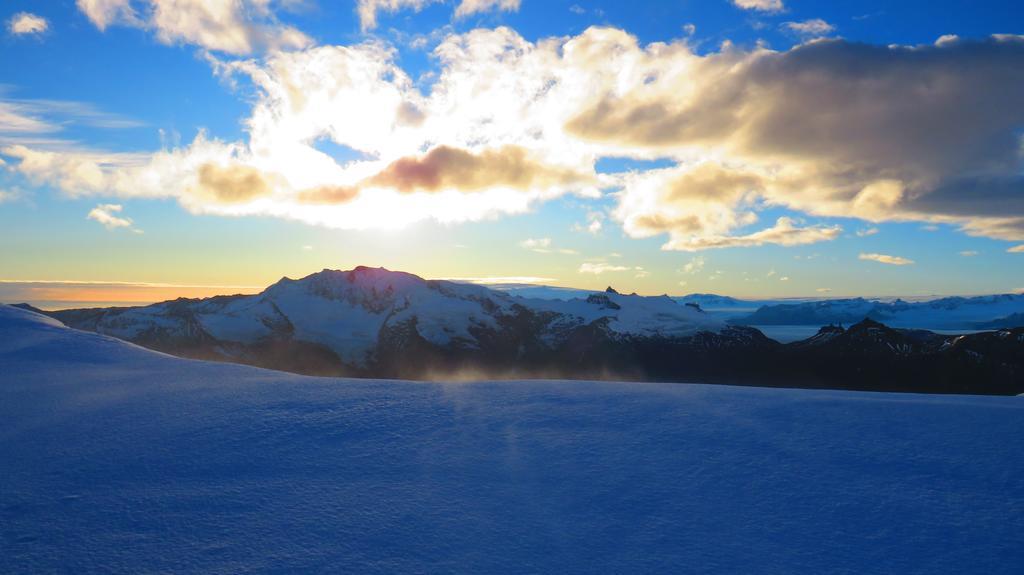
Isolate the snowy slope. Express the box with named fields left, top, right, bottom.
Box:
left=2, top=303, right=1023, bottom=574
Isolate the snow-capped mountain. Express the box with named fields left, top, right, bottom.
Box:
left=976, top=312, right=1024, bottom=329
left=26, top=267, right=1024, bottom=394
left=675, top=293, right=756, bottom=309
left=478, top=282, right=597, bottom=300
left=735, top=294, right=1024, bottom=330
left=485, top=286, right=764, bottom=311
left=45, top=266, right=756, bottom=379
left=487, top=285, right=763, bottom=311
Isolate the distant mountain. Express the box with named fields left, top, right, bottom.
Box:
left=734, top=294, right=1024, bottom=330
left=479, top=283, right=597, bottom=300
left=735, top=298, right=883, bottom=325
left=976, top=313, right=1024, bottom=330
left=790, top=318, right=950, bottom=354
left=27, top=268, right=1024, bottom=394
left=45, top=267, right=765, bottom=381
left=479, top=286, right=757, bottom=308
left=471, top=285, right=773, bottom=310
left=675, top=293, right=756, bottom=309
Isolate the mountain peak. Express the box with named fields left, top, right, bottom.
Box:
left=848, top=317, right=888, bottom=331
left=350, top=265, right=392, bottom=274
left=264, top=267, right=431, bottom=300
left=299, top=266, right=426, bottom=283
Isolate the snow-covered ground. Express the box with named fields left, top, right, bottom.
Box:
left=2, top=304, right=1023, bottom=574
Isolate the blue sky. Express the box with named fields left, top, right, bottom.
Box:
left=1, top=0, right=1023, bottom=306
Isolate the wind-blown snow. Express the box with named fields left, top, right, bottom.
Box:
left=2, top=304, right=1022, bottom=574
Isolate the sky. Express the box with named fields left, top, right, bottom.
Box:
left=1, top=0, right=1023, bottom=307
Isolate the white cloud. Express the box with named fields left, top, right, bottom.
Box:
left=77, top=0, right=311, bottom=54
left=8, top=12, right=49, bottom=35
left=87, top=203, right=142, bottom=232
left=656, top=217, right=841, bottom=252
left=579, top=262, right=633, bottom=274
left=732, top=0, right=784, bottom=13
left=681, top=256, right=705, bottom=275
left=568, top=4, right=605, bottom=17
left=454, top=0, right=521, bottom=19
left=859, top=252, right=915, bottom=265
left=357, top=0, right=518, bottom=30
left=6, top=26, right=1024, bottom=250
left=0, top=102, right=58, bottom=135
left=782, top=19, right=835, bottom=38
left=1, top=144, right=153, bottom=196
left=520, top=237, right=578, bottom=255
left=610, top=159, right=842, bottom=251
left=779, top=276, right=790, bottom=281
left=816, top=287, right=832, bottom=293
left=856, top=227, right=879, bottom=237
left=0, top=93, right=144, bottom=144
left=520, top=237, right=551, bottom=250
left=3, top=31, right=602, bottom=229
left=77, top=0, right=140, bottom=30
left=566, top=32, right=1024, bottom=243
left=959, top=250, right=979, bottom=257
left=356, top=0, right=436, bottom=31
left=572, top=210, right=604, bottom=234
left=1008, top=245, right=1024, bottom=253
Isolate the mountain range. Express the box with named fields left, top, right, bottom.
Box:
left=476, top=284, right=1024, bottom=329
left=731, top=295, right=1024, bottom=329
left=14, top=266, right=1024, bottom=394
